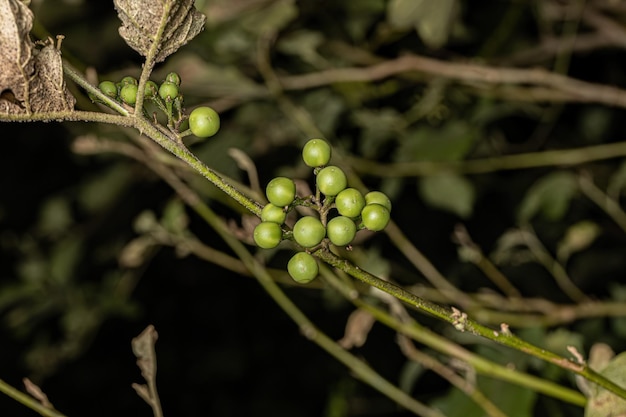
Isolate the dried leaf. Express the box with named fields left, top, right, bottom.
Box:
left=114, top=0, right=206, bottom=63
left=338, top=308, right=375, bottom=349
left=29, top=39, right=76, bottom=112
left=0, top=1, right=75, bottom=114
left=0, top=0, right=35, bottom=113
left=132, top=324, right=159, bottom=382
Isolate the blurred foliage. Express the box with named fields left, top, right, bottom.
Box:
left=4, top=0, right=626, bottom=416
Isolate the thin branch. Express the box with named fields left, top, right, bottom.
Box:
left=0, top=379, right=67, bottom=417
left=319, top=266, right=587, bottom=406
left=279, top=53, right=626, bottom=109
left=397, top=336, right=508, bottom=417
left=347, top=140, right=626, bottom=178
left=578, top=171, right=626, bottom=233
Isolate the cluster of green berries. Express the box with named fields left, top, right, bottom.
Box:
left=94, top=72, right=220, bottom=138
left=96, top=72, right=182, bottom=107
left=253, top=139, right=392, bottom=284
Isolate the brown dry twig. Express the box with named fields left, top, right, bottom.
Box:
left=132, top=325, right=164, bottom=417
left=279, top=53, right=626, bottom=109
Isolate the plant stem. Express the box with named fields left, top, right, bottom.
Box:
left=144, top=156, right=444, bottom=416
left=0, top=379, right=67, bottom=417
left=315, top=249, right=626, bottom=401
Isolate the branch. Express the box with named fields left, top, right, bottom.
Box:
left=279, top=53, right=626, bottom=109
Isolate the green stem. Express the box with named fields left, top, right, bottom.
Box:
left=319, top=264, right=586, bottom=406
left=348, top=141, right=626, bottom=177
left=156, top=178, right=443, bottom=416
left=0, top=379, right=67, bottom=417
left=316, top=250, right=626, bottom=401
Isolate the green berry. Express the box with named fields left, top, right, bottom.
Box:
left=326, top=216, right=357, bottom=246
left=302, top=138, right=331, bottom=167
left=316, top=166, right=347, bottom=197
left=165, top=72, right=181, bottom=86
left=266, top=177, right=296, bottom=207
left=120, top=76, right=138, bottom=86
left=253, top=221, right=283, bottom=249
left=293, top=216, right=326, bottom=248
left=361, top=203, right=390, bottom=231
left=335, top=188, right=366, bottom=218
left=144, top=80, right=159, bottom=98
left=98, top=81, right=118, bottom=98
left=364, top=191, right=392, bottom=212
left=261, top=203, right=287, bottom=224
left=120, top=83, right=138, bottom=105
left=158, top=81, right=179, bottom=100
left=189, top=106, right=220, bottom=138
left=287, top=252, right=319, bottom=284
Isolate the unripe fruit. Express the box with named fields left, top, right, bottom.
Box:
left=293, top=216, right=326, bottom=248
left=98, top=81, right=118, bottom=98
left=326, top=216, right=357, bottom=246
left=120, top=84, right=138, bottom=105
left=316, top=166, right=347, bottom=196
left=253, top=221, right=283, bottom=249
left=364, top=191, right=392, bottom=212
left=335, top=188, right=365, bottom=218
left=144, top=80, right=159, bottom=98
left=165, top=71, right=181, bottom=87
left=261, top=203, right=287, bottom=224
left=266, top=177, right=296, bottom=207
left=361, top=203, right=391, bottom=231
left=158, top=81, right=179, bottom=100
left=189, top=106, right=220, bottom=138
left=287, top=252, right=318, bottom=283
left=120, top=76, right=138, bottom=86
left=302, top=138, right=331, bottom=167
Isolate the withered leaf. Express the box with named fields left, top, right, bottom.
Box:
left=113, top=0, right=206, bottom=63
left=0, top=0, right=75, bottom=114
left=0, top=0, right=35, bottom=114
left=132, top=324, right=159, bottom=382
left=29, top=40, right=76, bottom=112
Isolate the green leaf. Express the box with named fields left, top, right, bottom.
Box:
left=517, top=172, right=578, bottom=222
left=396, top=121, right=478, bottom=163
left=387, top=0, right=457, bottom=49
left=240, top=0, right=298, bottom=35
left=556, top=221, right=600, bottom=263
left=431, top=374, right=536, bottom=417
left=419, top=173, right=475, bottom=218
left=277, top=30, right=325, bottom=66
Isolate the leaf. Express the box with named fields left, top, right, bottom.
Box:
left=585, top=351, right=626, bottom=417
left=396, top=121, right=478, bottom=163
left=431, top=374, right=536, bottom=417
left=0, top=1, right=75, bottom=114
left=517, top=172, right=578, bottom=222
left=556, top=221, right=600, bottom=263
left=276, top=30, right=325, bottom=66
left=132, top=324, right=159, bottom=382
left=240, top=0, right=298, bottom=35
left=387, top=0, right=457, bottom=49
left=419, top=173, right=475, bottom=218
left=0, top=0, right=35, bottom=114
left=113, top=0, right=206, bottom=63
left=29, top=40, right=76, bottom=112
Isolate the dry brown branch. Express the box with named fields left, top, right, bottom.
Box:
left=279, top=53, right=626, bottom=109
